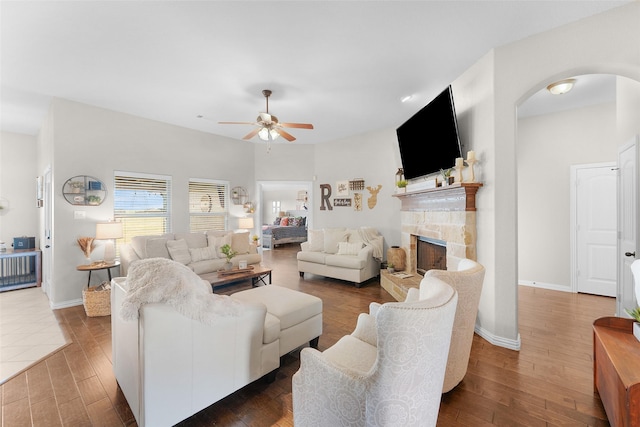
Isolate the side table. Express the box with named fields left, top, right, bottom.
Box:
left=77, top=261, right=121, bottom=287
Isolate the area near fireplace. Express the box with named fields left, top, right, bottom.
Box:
left=381, top=183, right=482, bottom=301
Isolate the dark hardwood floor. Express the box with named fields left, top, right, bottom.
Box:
left=1, top=245, right=615, bottom=426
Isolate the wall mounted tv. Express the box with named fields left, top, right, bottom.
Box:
left=396, top=85, right=462, bottom=180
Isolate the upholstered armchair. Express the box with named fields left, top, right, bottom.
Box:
left=421, top=259, right=485, bottom=392
left=292, top=277, right=458, bottom=427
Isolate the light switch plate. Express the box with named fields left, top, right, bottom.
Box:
left=74, top=211, right=86, bottom=219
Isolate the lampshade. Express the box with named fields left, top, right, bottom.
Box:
left=95, top=222, right=123, bottom=239
left=238, top=217, right=254, bottom=230
left=258, top=127, right=280, bottom=141
left=547, top=78, right=576, bottom=95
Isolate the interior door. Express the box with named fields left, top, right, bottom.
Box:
left=575, top=164, right=617, bottom=296
left=617, top=136, right=640, bottom=317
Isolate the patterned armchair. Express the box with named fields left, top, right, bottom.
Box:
left=292, top=277, right=458, bottom=427
left=422, top=259, right=485, bottom=392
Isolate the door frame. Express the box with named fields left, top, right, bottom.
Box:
left=570, top=161, right=617, bottom=293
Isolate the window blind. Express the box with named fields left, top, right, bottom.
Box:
left=114, top=172, right=172, bottom=246
left=189, top=179, right=229, bottom=232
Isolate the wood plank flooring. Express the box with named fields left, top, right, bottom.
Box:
left=1, top=245, right=616, bottom=426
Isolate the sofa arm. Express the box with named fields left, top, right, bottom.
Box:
left=119, top=244, right=140, bottom=276
left=300, top=241, right=310, bottom=251
left=356, top=244, right=374, bottom=260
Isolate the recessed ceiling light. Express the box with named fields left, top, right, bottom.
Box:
left=547, top=78, right=577, bottom=95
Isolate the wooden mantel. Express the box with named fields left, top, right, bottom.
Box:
left=392, top=182, right=483, bottom=212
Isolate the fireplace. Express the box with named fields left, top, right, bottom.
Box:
left=416, top=236, right=446, bottom=275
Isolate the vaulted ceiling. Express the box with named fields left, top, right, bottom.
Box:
left=1, top=1, right=629, bottom=144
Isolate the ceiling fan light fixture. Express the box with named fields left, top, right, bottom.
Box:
left=270, top=129, right=280, bottom=140
left=547, top=78, right=576, bottom=95
left=258, top=127, right=269, bottom=141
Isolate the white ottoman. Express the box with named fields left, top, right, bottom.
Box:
left=231, top=285, right=323, bottom=356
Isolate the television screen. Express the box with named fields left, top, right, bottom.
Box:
left=396, top=86, right=462, bottom=180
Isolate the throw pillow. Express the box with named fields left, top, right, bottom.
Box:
left=166, top=239, right=192, bottom=265
left=189, top=246, right=218, bottom=263
left=307, top=229, right=324, bottom=252
left=231, top=231, right=250, bottom=254
left=280, top=217, right=289, bottom=226
left=337, top=241, right=363, bottom=256
left=274, top=217, right=281, bottom=225
left=145, top=237, right=170, bottom=259
left=208, top=233, right=232, bottom=257
left=323, top=229, right=349, bottom=254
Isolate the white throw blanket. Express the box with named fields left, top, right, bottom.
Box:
left=120, top=258, right=241, bottom=324
left=358, top=227, right=384, bottom=261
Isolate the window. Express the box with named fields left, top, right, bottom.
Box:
left=272, top=200, right=281, bottom=213
left=189, top=179, right=229, bottom=232
left=114, top=172, right=172, bottom=246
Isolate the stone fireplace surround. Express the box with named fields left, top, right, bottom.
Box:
left=381, top=183, right=482, bottom=301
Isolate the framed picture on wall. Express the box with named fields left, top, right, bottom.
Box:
left=336, top=180, right=349, bottom=196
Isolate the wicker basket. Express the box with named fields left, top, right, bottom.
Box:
left=82, top=283, right=111, bottom=317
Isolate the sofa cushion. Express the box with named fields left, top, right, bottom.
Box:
left=175, top=232, right=207, bottom=249
left=323, top=229, right=349, bottom=254
left=307, top=230, right=324, bottom=252
left=189, top=246, right=218, bottom=263
left=231, top=231, right=250, bottom=255
left=167, top=239, right=192, bottom=265
left=325, top=254, right=366, bottom=270
left=347, top=229, right=364, bottom=245
left=297, top=250, right=327, bottom=264
left=337, top=241, right=363, bottom=256
left=189, top=258, right=225, bottom=275
left=145, top=237, right=170, bottom=259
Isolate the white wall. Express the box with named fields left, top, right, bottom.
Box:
left=46, top=98, right=257, bottom=307
left=517, top=102, right=618, bottom=290
left=453, top=1, right=640, bottom=348
left=311, top=128, right=402, bottom=251
left=0, top=132, right=39, bottom=245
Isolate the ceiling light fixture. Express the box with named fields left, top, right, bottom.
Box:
left=400, top=95, right=414, bottom=103
left=547, top=78, right=576, bottom=95
left=258, top=127, right=280, bottom=141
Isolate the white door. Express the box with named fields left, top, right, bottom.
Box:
left=617, top=137, right=640, bottom=317
left=575, top=164, right=617, bottom=296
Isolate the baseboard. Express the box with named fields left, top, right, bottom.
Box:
left=519, top=280, right=572, bottom=293
left=475, top=325, right=521, bottom=351
left=50, top=298, right=83, bottom=310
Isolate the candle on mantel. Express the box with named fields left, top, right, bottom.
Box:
left=455, top=157, right=464, bottom=168
left=467, top=150, right=476, bottom=161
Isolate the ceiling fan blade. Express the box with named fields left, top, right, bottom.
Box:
left=243, top=128, right=260, bottom=140
left=277, top=128, right=296, bottom=142
left=280, top=122, right=314, bottom=129
left=218, top=121, right=255, bottom=125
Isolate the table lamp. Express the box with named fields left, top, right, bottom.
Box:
left=238, top=217, right=254, bottom=232
left=95, top=221, right=123, bottom=264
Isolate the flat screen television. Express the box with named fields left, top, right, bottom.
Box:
left=396, top=85, right=462, bottom=180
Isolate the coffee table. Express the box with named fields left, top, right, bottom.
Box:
left=202, top=265, right=272, bottom=290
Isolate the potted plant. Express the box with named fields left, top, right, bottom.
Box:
left=220, top=243, right=237, bottom=270
left=440, top=168, right=454, bottom=186
left=396, top=179, right=408, bottom=193
left=87, top=195, right=101, bottom=205
left=387, top=262, right=395, bottom=274
left=625, top=306, right=640, bottom=341
left=252, top=234, right=259, bottom=245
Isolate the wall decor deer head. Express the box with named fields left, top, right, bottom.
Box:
left=366, top=185, right=382, bottom=209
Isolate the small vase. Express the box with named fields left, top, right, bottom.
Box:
left=388, top=267, right=395, bottom=274
left=225, top=262, right=233, bottom=271
left=634, top=322, right=640, bottom=342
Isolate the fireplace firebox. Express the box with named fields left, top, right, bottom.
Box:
left=416, top=236, right=446, bottom=275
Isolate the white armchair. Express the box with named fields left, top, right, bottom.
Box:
left=421, top=259, right=485, bottom=392
left=292, top=277, right=458, bottom=427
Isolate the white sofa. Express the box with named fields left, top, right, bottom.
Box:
left=119, top=230, right=261, bottom=278
left=296, top=227, right=383, bottom=287
left=111, top=275, right=280, bottom=427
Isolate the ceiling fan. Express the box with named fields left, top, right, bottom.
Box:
left=219, top=89, right=314, bottom=142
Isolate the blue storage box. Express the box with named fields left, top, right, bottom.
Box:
left=13, top=236, right=35, bottom=249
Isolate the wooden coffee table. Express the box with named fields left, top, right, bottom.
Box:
left=202, top=265, right=272, bottom=290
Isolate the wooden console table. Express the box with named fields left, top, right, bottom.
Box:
left=593, top=316, right=640, bottom=427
